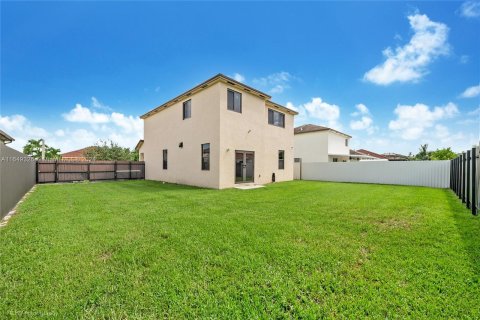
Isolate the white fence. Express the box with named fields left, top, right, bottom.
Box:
left=300, top=160, right=450, bottom=188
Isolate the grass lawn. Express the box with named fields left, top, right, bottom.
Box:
left=0, top=180, right=479, bottom=319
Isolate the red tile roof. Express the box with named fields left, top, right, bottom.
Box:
left=61, top=147, right=93, bottom=159
left=356, top=149, right=388, bottom=159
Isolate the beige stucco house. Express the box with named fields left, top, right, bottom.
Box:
left=138, top=74, right=297, bottom=189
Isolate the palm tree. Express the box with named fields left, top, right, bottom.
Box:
left=415, top=144, right=430, bottom=160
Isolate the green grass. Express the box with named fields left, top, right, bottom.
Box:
left=1, top=180, right=479, bottom=319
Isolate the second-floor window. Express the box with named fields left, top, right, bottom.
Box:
left=163, top=149, right=168, bottom=169
left=345, top=139, right=348, bottom=147
left=268, top=109, right=285, bottom=128
left=227, top=89, right=242, bottom=113
left=183, top=100, right=191, bottom=119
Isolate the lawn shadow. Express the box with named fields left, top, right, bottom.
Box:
left=446, top=188, right=480, bottom=276
left=107, top=180, right=210, bottom=193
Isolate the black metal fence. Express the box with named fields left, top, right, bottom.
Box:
left=450, top=145, right=479, bottom=215
left=37, top=160, right=145, bottom=183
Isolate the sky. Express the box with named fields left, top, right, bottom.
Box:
left=1, top=1, right=479, bottom=155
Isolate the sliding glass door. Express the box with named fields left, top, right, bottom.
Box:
left=235, top=151, right=254, bottom=183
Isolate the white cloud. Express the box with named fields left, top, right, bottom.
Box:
left=253, top=72, right=294, bottom=94
left=0, top=114, right=50, bottom=151
left=460, top=84, right=480, bottom=98
left=288, top=97, right=341, bottom=129
left=2, top=98, right=143, bottom=153
left=364, top=13, right=449, bottom=85
left=460, top=55, right=470, bottom=64
left=459, top=0, right=480, bottom=18
left=468, top=107, right=480, bottom=116
left=350, top=103, right=369, bottom=116
left=0, top=114, right=49, bottom=139
left=231, top=73, right=245, bottom=83
left=434, top=124, right=450, bottom=139
left=350, top=116, right=373, bottom=130
left=63, top=104, right=110, bottom=124
left=389, top=102, right=458, bottom=140
left=110, top=112, right=143, bottom=134
left=63, top=103, right=143, bottom=136
left=350, top=104, right=377, bottom=134
left=91, top=96, right=112, bottom=111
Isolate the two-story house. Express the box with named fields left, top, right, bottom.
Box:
left=294, top=124, right=352, bottom=162
left=138, top=74, right=297, bottom=189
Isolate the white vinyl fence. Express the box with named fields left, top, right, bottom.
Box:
left=300, top=160, right=450, bottom=188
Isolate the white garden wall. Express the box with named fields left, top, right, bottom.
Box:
left=300, top=160, right=450, bottom=188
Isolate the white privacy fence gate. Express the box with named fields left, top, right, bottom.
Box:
left=299, top=160, right=450, bottom=188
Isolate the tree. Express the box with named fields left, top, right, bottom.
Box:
left=415, top=144, right=431, bottom=160
left=430, top=147, right=457, bottom=160
left=84, top=140, right=138, bottom=161
left=23, top=139, right=61, bottom=159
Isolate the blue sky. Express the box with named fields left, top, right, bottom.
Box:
left=1, top=1, right=479, bottom=155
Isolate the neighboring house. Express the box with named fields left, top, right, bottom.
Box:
left=61, top=147, right=92, bottom=161
left=294, top=124, right=352, bottom=162
left=135, top=140, right=144, bottom=161
left=355, top=149, right=389, bottom=161
left=349, top=149, right=379, bottom=161
left=0, top=129, right=14, bottom=145
left=139, top=73, right=298, bottom=189
left=383, top=152, right=409, bottom=161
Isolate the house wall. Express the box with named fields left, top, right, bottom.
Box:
left=217, top=82, right=294, bottom=188
left=142, top=83, right=221, bottom=188
left=327, top=132, right=350, bottom=157
left=294, top=131, right=329, bottom=162
left=328, top=155, right=350, bottom=162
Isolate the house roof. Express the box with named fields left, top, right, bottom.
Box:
left=356, top=149, right=388, bottom=159
left=140, top=73, right=298, bottom=119
left=350, top=149, right=363, bottom=155
left=61, top=147, right=93, bottom=158
left=135, top=139, right=144, bottom=151
left=294, top=124, right=352, bottom=138
left=349, top=149, right=378, bottom=159
left=0, top=129, right=14, bottom=143
left=383, top=153, right=409, bottom=161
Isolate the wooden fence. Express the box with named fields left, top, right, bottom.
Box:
left=450, top=145, right=479, bottom=215
left=37, top=160, right=145, bottom=183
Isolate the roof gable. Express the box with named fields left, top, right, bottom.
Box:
left=141, top=74, right=297, bottom=119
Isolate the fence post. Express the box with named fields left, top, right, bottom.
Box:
left=472, top=147, right=477, bottom=215
left=467, top=150, right=471, bottom=209
left=87, top=161, right=91, bottom=181
left=450, top=159, right=453, bottom=189
left=454, top=157, right=458, bottom=195
left=462, top=154, right=465, bottom=197
left=54, top=160, right=58, bottom=183
left=36, top=161, right=39, bottom=183
left=129, top=161, right=132, bottom=180
left=114, top=161, right=117, bottom=180
left=457, top=154, right=462, bottom=199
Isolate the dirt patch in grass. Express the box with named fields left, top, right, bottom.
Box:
left=98, top=251, right=113, bottom=262
left=375, top=218, right=411, bottom=231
